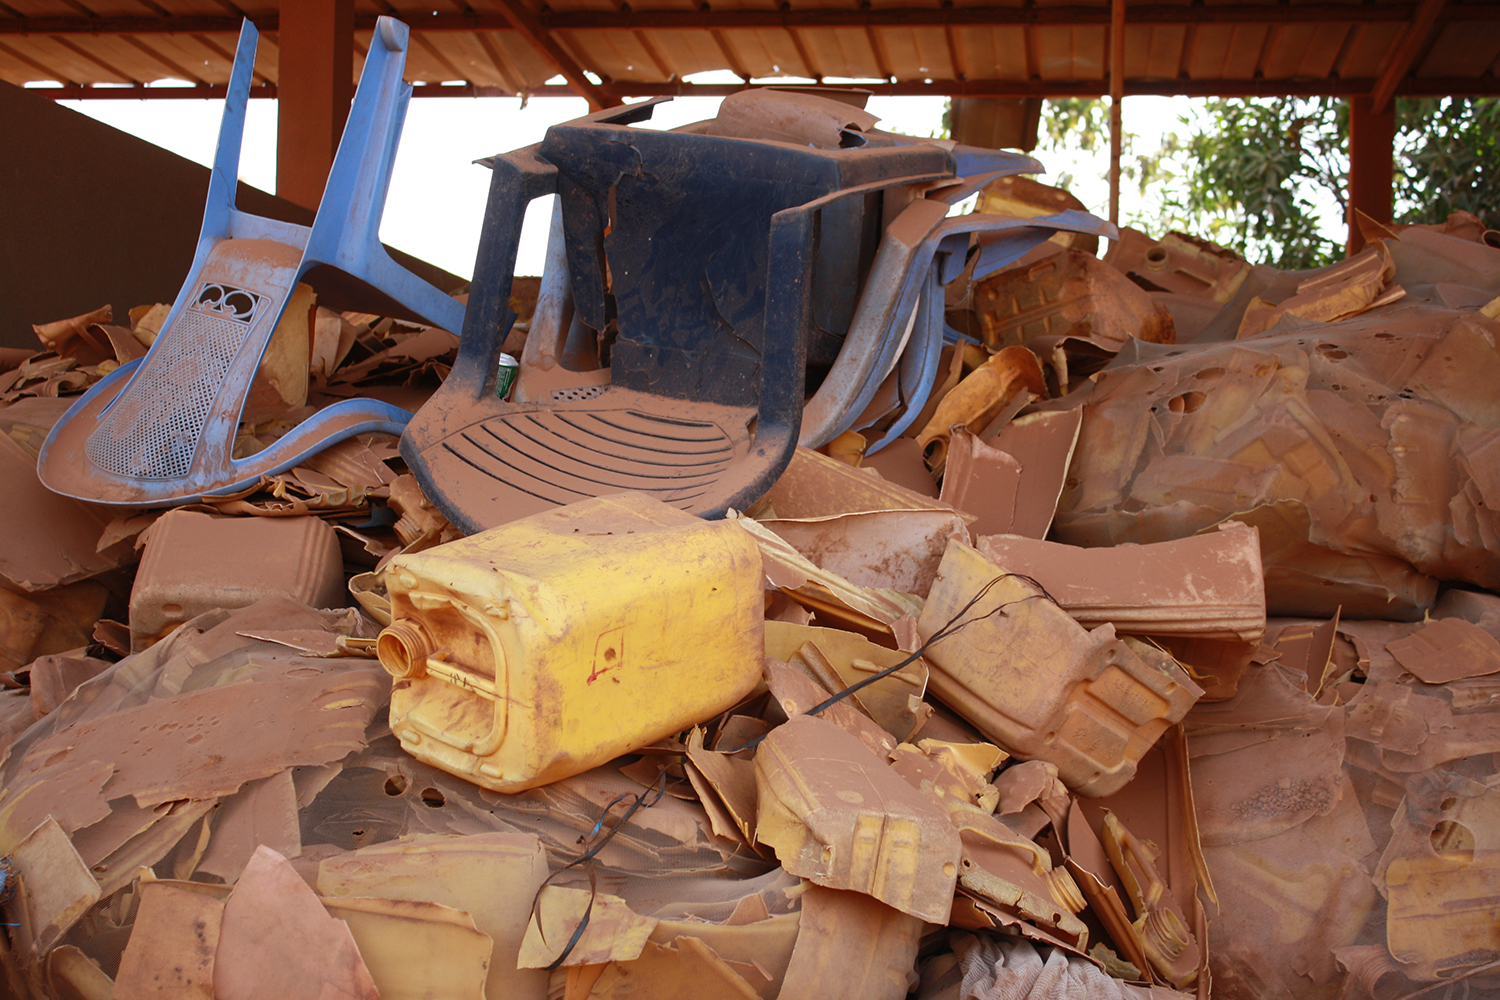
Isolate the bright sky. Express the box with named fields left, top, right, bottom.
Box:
left=55, top=85, right=1228, bottom=279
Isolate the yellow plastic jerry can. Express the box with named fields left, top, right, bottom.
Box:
left=377, top=492, right=765, bottom=792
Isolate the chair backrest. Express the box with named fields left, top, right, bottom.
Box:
left=538, top=114, right=954, bottom=408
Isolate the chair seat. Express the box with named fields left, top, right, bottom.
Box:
left=416, top=392, right=755, bottom=531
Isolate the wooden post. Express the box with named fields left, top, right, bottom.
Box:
left=276, top=0, right=354, bottom=211
left=1347, top=95, right=1396, bottom=255
left=1108, top=0, right=1125, bottom=228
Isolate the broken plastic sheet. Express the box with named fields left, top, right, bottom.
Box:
left=976, top=522, right=1265, bottom=643
left=1169, top=604, right=1500, bottom=998
left=1052, top=313, right=1500, bottom=610
left=917, top=540, right=1203, bottom=796
left=747, top=445, right=962, bottom=521
left=754, top=714, right=961, bottom=923
left=939, top=410, right=1081, bottom=541
left=0, top=434, right=129, bottom=593
left=734, top=514, right=925, bottom=647
left=756, top=508, right=969, bottom=597
left=974, top=248, right=1176, bottom=356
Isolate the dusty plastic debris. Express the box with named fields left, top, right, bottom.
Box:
left=975, top=522, right=1266, bottom=642
left=0, top=434, right=126, bottom=593
left=750, top=445, right=957, bottom=520
left=916, top=347, right=1048, bottom=468
left=379, top=492, right=764, bottom=792
left=976, top=175, right=1099, bottom=257
left=738, top=516, right=924, bottom=646
left=918, top=540, right=1203, bottom=796
left=975, top=249, right=1175, bottom=357
left=215, top=847, right=378, bottom=1000
left=757, top=507, right=968, bottom=597
left=318, top=832, right=550, bottom=1000
left=1237, top=243, right=1399, bottom=338
left=1105, top=229, right=1250, bottom=305
left=128, top=509, right=347, bottom=651
left=754, top=714, right=961, bottom=923
left=778, top=885, right=925, bottom=1000
left=1052, top=311, right=1500, bottom=612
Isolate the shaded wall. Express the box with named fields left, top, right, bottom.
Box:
left=0, top=81, right=463, bottom=351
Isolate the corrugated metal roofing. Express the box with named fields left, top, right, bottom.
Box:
left=0, top=0, right=1496, bottom=102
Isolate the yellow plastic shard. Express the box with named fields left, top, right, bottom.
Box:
left=685, top=727, right=760, bottom=844
left=754, top=714, right=961, bottom=924
left=1385, top=788, right=1500, bottom=981
left=583, top=936, right=762, bottom=1000
left=763, top=656, right=896, bottom=759
left=324, top=896, right=492, bottom=1000
left=7, top=817, right=101, bottom=961
left=519, top=886, right=658, bottom=969
left=379, top=492, right=764, bottom=792
left=917, top=540, right=1203, bottom=796
left=113, top=880, right=224, bottom=1000
left=915, top=347, right=1049, bottom=467
left=1237, top=242, right=1397, bottom=338
left=316, top=831, right=550, bottom=1000
left=1099, top=811, right=1200, bottom=988
left=945, top=804, right=1090, bottom=947
left=647, top=912, right=801, bottom=1000
left=47, top=946, right=113, bottom=1000
left=778, top=885, right=925, bottom=1000
left=763, top=621, right=929, bottom=737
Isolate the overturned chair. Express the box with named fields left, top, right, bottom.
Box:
left=402, top=97, right=962, bottom=533
left=40, top=16, right=463, bottom=507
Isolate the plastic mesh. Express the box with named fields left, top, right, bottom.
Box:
left=85, top=293, right=257, bottom=480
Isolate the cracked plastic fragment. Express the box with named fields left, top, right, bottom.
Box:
left=749, top=446, right=959, bottom=520
left=757, top=508, right=968, bottom=597
left=977, top=522, right=1265, bottom=642
left=738, top=516, right=923, bottom=645
left=113, top=879, right=224, bottom=999
left=1385, top=616, right=1500, bottom=683
left=754, top=714, right=961, bottom=923
left=1100, top=811, right=1201, bottom=988
left=214, top=846, right=378, bottom=1000
left=918, top=540, right=1203, bottom=795
left=778, top=885, right=925, bottom=1000
left=326, top=895, right=493, bottom=1000
left=317, top=831, right=550, bottom=1000
left=520, top=886, right=658, bottom=968
left=129, top=510, right=347, bottom=651
left=0, top=434, right=124, bottom=593
left=916, top=347, right=1049, bottom=469
left=975, top=249, right=1176, bottom=356
left=1237, top=243, right=1398, bottom=338
left=764, top=621, right=930, bottom=738
left=5, top=817, right=100, bottom=961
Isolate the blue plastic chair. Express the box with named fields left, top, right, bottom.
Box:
left=40, top=17, right=463, bottom=507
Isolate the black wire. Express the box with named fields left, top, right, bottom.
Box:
left=530, top=769, right=669, bottom=970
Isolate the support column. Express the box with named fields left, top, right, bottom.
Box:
left=1108, top=0, right=1126, bottom=228
left=276, top=0, right=354, bottom=211
left=1346, top=95, right=1396, bottom=255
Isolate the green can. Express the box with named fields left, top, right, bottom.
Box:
left=495, top=353, right=519, bottom=399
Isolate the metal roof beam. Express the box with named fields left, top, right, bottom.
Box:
left=36, top=74, right=1500, bottom=101
left=8, top=4, right=1500, bottom=35
left=477, top=0, right=612, bottom=108
left=1371, top=0, right=1448, bottom=111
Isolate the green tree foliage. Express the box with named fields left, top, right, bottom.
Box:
left=1038, top=95, right=1500, bottom=270
left=1395, top=98, right=1500, bottom=227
